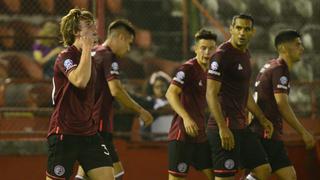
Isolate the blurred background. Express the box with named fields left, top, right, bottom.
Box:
left=0, top=0, right=319, bottom=179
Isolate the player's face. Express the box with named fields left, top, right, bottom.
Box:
left=230, top=18, right=254, bottom=49
left=286, top=37, right=304, bottom=63
left=118, top=33, right=133, bottom=57
left=194, top=39, right=216, bottom=66
left=78, top=20, right=98, bottom=44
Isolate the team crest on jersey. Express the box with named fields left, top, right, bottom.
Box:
left=238, top=64, right=243, bottom=70
left=64, top=59, right=75, bottom=71
left=224, top=159, right=235, bottom=169
left=54, top=165, right=65, bottom=176
left=173, top=71, right=185, bottom=84
left=91, top=51, right=96, bottom=56
left=279, top=76, right=288, bottom=85
left=110, top=62, right=119, bottom=75
left=177, top=162, right=188, bottom=173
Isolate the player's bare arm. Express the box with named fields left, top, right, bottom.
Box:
left=68, top=31, right=95, bottom=88
left=275, top=93, right=315, bottom=149
left=206, top=79, right=234, bottom=150
left=108, top=79, right=153, bottom=126
left=247, top=91, right=274, bottom=139
left=166, top=84, right=199, bottom=137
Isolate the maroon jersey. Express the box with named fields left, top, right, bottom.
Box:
left=207, top=41, right=252, bottom=130
left=48, top=45, right=100, bottom=136
left=168, top=58, right=208, bottom=143
left=93, top=45, right=119, bottom=133
left=250, top=58, right=290, bottom=140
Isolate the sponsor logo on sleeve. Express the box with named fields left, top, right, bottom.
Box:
left=110, top=62, right=119, bottom=75
left=173, top=71, right=185, bottom=84
left=277, top=84, right=288, bottom=89
left=63, top=59, right=76, bottom=71
left=208, top=61, right=221, bottom=76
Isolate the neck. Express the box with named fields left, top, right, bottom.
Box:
left=103, top=39, right=115, bottom=52
left=230, top=38, right=247, bottom=52
left=73, top=39, right=82, bottom=50
left=196, top=58, right=208, bottom=72
left=279, top=54, right=293, bottom=70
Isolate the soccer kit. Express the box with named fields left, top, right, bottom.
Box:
left=47, top=45, right=112, bottom=179
left=207, top=41, right=268, bottom=177
left=250, top=58, right=292, bottom=171
left=168, top=58, right=212, bottom=177
left=93, top=45, right=123, bottom=165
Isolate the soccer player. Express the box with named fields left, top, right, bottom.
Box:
left=46, top=9, right=114, bottom=180
left=75, top=19, right=153, bottom=180
left=206, top=14, right=274, bottom=180
left=249, top=29, right=315, bottom=180
left=166, top=29, right=217, bottom=180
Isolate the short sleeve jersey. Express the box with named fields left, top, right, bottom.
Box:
left=93, top=45, right=120, bottom=133
left=250, top=58, right=290, bottom=140
left=207, top=41, right=252, bottom=130
left=168, top=58, right=208, bottom=143
left=48, top=45, right=99, bottom=136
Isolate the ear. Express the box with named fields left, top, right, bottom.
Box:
left=192, top=44, right=197, bottom=52
left=278, top=44, right=286, bottom=53
left=74, top=30, right=80, bottom=37
left=252, top=27, right=256, bottom=36
left=118, top=33, right=126, bottom=40
left=229, top=25, right=233, bottom=33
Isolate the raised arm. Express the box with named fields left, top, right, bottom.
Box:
left=68, top=36, right=93, bottom=88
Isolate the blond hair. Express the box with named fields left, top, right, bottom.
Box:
left=60, top=8, right=94, bottom=46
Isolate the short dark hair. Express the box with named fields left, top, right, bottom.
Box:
left=274, top=29, right=301, bottom=49
left=231, top=14, right=254, bottom=28
left=195, top=28, right=217, bottom=42
left=108, top=19, right=135, bottom=37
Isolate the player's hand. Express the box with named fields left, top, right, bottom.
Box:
left=80, top=30, right=97, bottom=50
left=302, top=131, right=315, bottom=149
left=183, top=118, right=199, bottom=137
left=138, top=108, right=153, bottom=127
left=260, top=118, right=274, bottom=139
left=80, top=35, right=95, bottom=50
left=219, top=126, right=234, bottom=150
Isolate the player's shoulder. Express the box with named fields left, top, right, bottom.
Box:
left=57, top=46, right=77, bottom=61
left=211, top=42, right=230, bottom=61
left=179, top=58, right=197, bottom=71
left=94, top=45, right=112, bottom=55
left=269, top=58, right=287, bottom=71
left=216, top=41, right=231, bottom=53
